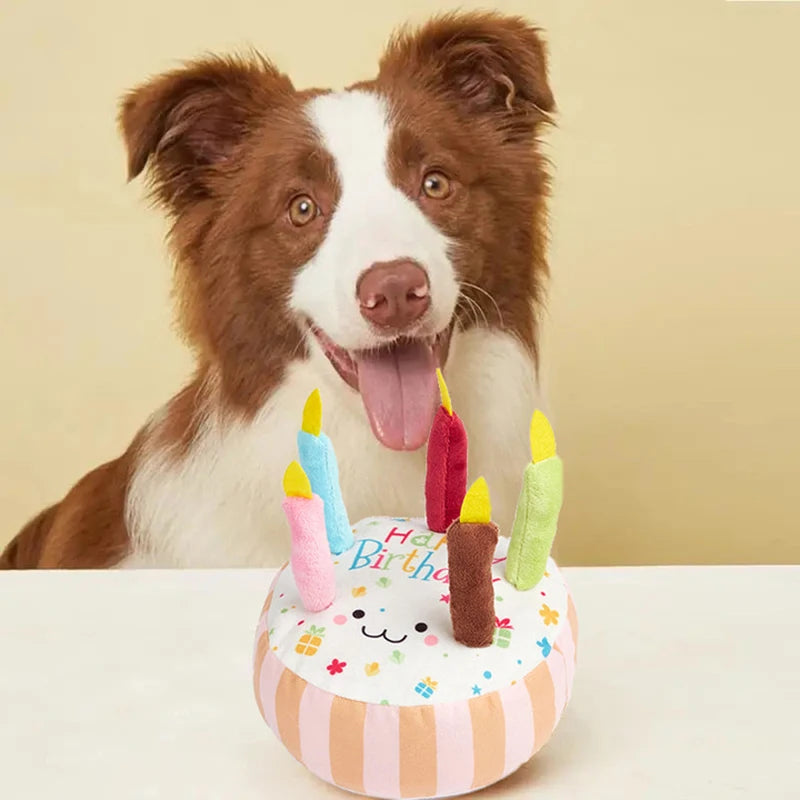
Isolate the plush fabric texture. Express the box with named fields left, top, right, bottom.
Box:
left=282, top=460, right=313, bottom=498
left=283, top=494, right=336, bottom=612
left=298, top=430, right=354, bottom=556
left=254, top=557, right=578, bottom=800
left=506, top=457, right=564, bottom=591
left=529, top=409, right=557, bottom=463
left=425, top=406, right=468, bottom=533
left=446, top=519, right=499, bottom=647
left=302, top=388, right=323, bottom=437
left=459, top=476, right=491, bottom=523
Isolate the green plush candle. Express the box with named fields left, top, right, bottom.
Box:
left=506, top=411, right=564, bottom=591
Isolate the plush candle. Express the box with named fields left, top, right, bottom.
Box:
left=425, top=369, right=468, bottom=533
left=297, top=389, right=353, bottom=556
left=282, top=461, right=336, bottom=612
left=505, top=410, right=564, bottom=591
left=446, top=477, right=498, bottom=648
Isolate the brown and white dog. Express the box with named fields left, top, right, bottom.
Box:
left=1, top=12, right=554, bottom=569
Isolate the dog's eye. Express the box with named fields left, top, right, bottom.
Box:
left=352, top=609, right=365, bottom=619
left=414, top=622, right=428, bottom=633
left=421, top=170, right=451, bottom=200
left=288, top=194, right=318, bottom=226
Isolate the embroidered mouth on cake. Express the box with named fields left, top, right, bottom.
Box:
left=352, top=609, right=428, bottom=644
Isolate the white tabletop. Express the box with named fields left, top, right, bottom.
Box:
left=1, top=566, right=798, bottom=799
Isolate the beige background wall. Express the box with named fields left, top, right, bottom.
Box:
left=1, top=1, right=798, bottom=565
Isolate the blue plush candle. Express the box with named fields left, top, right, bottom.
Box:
left=297, top=389, right=354, bottom=555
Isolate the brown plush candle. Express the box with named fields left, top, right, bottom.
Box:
left=446, top=477, right=498, bottom=648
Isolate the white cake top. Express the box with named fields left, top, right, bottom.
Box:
left=265, top=516, right=569, bottom=706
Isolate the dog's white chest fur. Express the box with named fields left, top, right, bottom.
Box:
left=124, top=329, right=541, bottom=567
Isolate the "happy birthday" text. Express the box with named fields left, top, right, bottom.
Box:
left=348, top=527, right=450, bottom=583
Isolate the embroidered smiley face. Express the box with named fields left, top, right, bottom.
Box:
left=352, top=609, right=430, bottom=644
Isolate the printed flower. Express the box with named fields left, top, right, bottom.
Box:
left=536, top=637, right=552, bottom=658
left=377, top=577, right=391, bottom=589
left=440, top=594, right=450, bottom=604
left=539, top=604, right=559, bottom=626
left=326, top=659, right=346, bottom=675
left=365, top=662, right=380, bottom=677
left=352, top=586, right=367, bottom=598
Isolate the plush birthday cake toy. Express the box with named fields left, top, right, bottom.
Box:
left=253, top=374, right=576, bottom=799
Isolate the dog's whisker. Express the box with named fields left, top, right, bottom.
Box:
left=455, top=297, right=478, bottom=329
left=464, top=294, right=488, bottom=329
left=457, top=289, right=483, bottom=327
left=289, top=327, right=311, bottom=361
left=460, top=281, right=505, bottom=329
left=458, top=291, right=489, bottom=329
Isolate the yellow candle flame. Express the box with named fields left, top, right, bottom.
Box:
left=530, top=410, right=557, bottom=463
left=459, top=476, right=492, bottom=523
left=436, top=368, right=453, bottom=416
left=283, top=460, right=313, bottom=499
left=301, top=389, right=322, bottom=436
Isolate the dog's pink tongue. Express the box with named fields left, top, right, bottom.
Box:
left=356, top=341, right=439, bottom=451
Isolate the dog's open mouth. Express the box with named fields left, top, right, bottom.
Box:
left=311, top=325, right=452, bottom=451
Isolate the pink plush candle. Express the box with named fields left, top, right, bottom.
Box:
left=425, top=369, right=468, bottom=533
left=282, top=462, right=335, bottom=612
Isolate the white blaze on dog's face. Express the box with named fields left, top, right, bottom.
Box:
left=120, top=13, right=554, bottom=454
left=291, top=90, right=459, bottom=451
left=294, top=91, right=458, bottom=346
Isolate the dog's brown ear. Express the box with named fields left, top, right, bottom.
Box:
left=379, top=12, right=554, bottom=139
left=119, top=54, right=293, bottom=209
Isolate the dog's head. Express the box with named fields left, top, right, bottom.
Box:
left=120, top=13, right=554, bottom=450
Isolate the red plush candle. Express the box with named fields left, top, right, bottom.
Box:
left=425, top=369, right=468, bottom=533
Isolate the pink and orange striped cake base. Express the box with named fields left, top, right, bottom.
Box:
left=253, top=518, right=577, bottom=799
